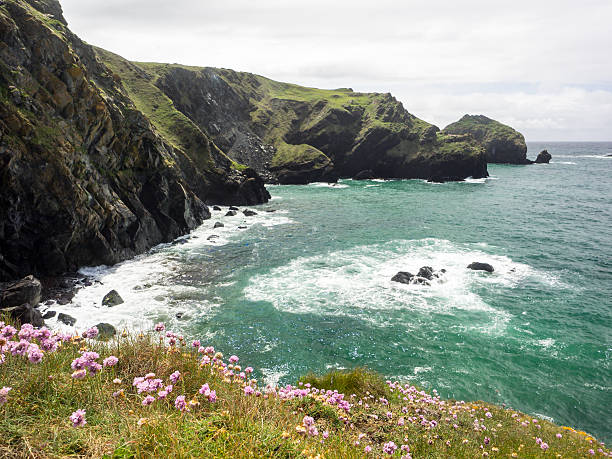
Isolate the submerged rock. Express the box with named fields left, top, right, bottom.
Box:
left=229, top=206, right=240, bottom=211
left=0, top=275, right=42, bottom=308
left=212, top=206, right=222, bottom=211
left=535, top=150, right=552, bottom=163
left=213, top=222, right=224, bottom=228
left=467, top=262, right=494, bottom=273
left=225, top=210, right=238, bottom=217
left=207, top=235, right=219, bottom=240
left=102, top=290, right=124, bottom=307
left=95, top=323, right=116, bottom=340
left=243, top=209, right=257, bottom=216
left=392, top=266, right=446, bottom=286
left=58, top=312, right=77, bottom=326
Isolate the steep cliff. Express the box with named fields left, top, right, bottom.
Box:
left=99, top=60, right=489, bottom=184
left=0, top=0, right=269, bottom=281
left=442, top=115, right=529, bottom=164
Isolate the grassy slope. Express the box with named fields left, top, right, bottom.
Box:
left=0, top=319, right=608, bottom=458
left=443, top=115, right=525, bottom=146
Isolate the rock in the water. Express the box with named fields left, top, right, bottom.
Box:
left=534, top=149, right=552, bottom=164
left=243, top=209, right=257, bottom=216
left=4, top=303, right=43, bottom=327
left=0, top=275, right=42, bottom=308
left=207, top=235, right=219, bottom=240
left=58, top=312, right=77, bottom=326
left=176, top=312, right=184, bottom=319
left=42, top=310, right=57, bottom=319
left=265, top=209, right=277, bottom=213
left=229, top=206, right=239, bottom=211
left=95, top=323, right=116, bottom=339
left=238, top=225, right=247, bottom=229
left=467, top=262, right=494, bottom=273
left=102, top=290, right=124, bottom=307
left=391, top=272, right=414, bottom=284
left=353, top=170, right=376, bottom=180
left=225, top=210, right=237, bottom=216
left=212, top=205, right=222, bottom=211
left=417, top=266, right=435, bottom=280
left=213, top=222, right=224, bottom=228
left=606, top=154, right=612, bottom=157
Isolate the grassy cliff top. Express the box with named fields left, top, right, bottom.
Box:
left=443, top=114, right=526, bottom=145
left=0, top=318, right=608, bottom=458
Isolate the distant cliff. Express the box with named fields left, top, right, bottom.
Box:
left=443, top=115, right=529, bottom=164
left=0, top=0, right=269, bottom=281
left=98, top=59, right=490, bottom=184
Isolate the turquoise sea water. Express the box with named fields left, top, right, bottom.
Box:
left=61, top=142, right=612, bottom=441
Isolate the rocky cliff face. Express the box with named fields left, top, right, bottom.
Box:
left=0, top=0, right=269, bottom=281
left=442, top=115, right=529, bottom=164
left=102, top=62, right=489, bottom=184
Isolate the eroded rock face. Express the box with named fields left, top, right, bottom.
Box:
left=0, top=0, right=269, bottom=281
left=443, top=115, right=529, bottom=165
left=3, top=303, right=43, bottom=327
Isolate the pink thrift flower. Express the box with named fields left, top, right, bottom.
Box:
left=322, top=430, right=329, bottom=439
left=229, top=355, right=239, bottom=364
left=0, top=386, right=11, bottom=405
left=364, top=445, right=372, bottom=453
left=158, top=390, right=168, bottom=399
left=154, top=322, right=165, bottom=332
left=191, top=340, right=201, bottom=348
left=485, top=412, right=492, bottom=418
left=383, top=441, right=398, bottom=455
left=556, top=433, right=562, bottom=439
left=175, top=395, right=188, bottom=411
left=244, top=386, right=255, bottom=396
left=103, top=356, right=118, bottom=367
left=199, top=383, right=210, bottom=395
left=27, top=345, right=44, bottom=364
left=71, top=369, right=87, bottom=380
left=541, top=443, right=549, bottom=450
left=83, top=327, right=99, bottom=339
left=169, top=371, right=181, bottom=384
left=70, top=409, right=86, bottom=427
left=142, top=395, right=155, bottom=406
left=588, top=450, right=595, bottom=455
left=245, top=367, right=253, bottom=374
left=302, top=416, right=315, bottom=427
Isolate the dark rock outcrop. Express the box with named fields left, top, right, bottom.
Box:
left=443, top=115, right=529, bottom=164
left=225, top=210, right=237, bottom=217
left=392, top=266, right=446, bottom=286
left=535, top=150, right=552, bottom=164
left=113, top=63, right=488, bottom=185
left=212, top=206, right=222, bottom=211
left=467, top=262, right=494, bottom=273
left=3, top=303, right=43, bottom=327
left=353, top=170, right=376, bottom=180
left=213, top=222, right=224, bottom=228
left=42, top=310, right=56, bottom=319
left=102, top=290, right=123, bottom=307
left=243, top=210, right=257, bottom=216
left=57, top=312, right=76, bottom=326
left=0, top=275, right=41, bottom=307
left=0, top=0, right=269, bottom=282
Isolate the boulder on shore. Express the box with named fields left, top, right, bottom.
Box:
left=213, top=222, right=224, bottom=228
left=243, top=210, right=257, bottom=217
left=534, top=150, right=552, bottom=164
left=0, top=275, right=42, bottom=308
left=225, top=210, right=237, bottom=217
left=58, top=313, right=77, bottom=326
left=3, top=303, right=43, bottom=327
left=467, top=262, right=494, bottom=273
left=102, top=290, right=124, bottom=307
left=353, top=170, right=376, bottom=180
left=95, top=323, right=116, bottom=340
left=42, top=310, right=56, bottom=319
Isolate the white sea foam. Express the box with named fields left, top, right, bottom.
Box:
left=309, top=182, right=349, bottom=189
left=554, top=161, right=577, bottom=165
left=48, top=206, right=293, bottom=333
left=243, top=238, right=559, bottom=334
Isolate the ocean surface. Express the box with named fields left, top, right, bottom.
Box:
left=56, top=142, right=612, bottom=441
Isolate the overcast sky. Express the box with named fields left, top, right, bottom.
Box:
left=60, top=0, right=612, bottom=141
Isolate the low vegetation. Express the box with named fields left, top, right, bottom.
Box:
left=1, top=317, right=608, bottom=458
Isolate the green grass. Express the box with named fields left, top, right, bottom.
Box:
left=443, top=114, right=525, bottom=146
left=1, top=317, right=609, bottom=458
